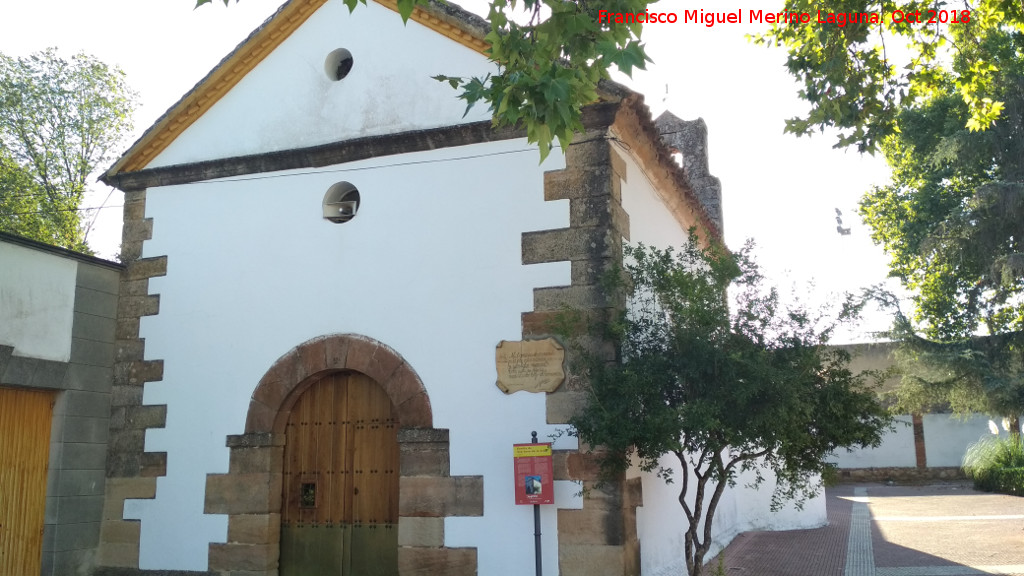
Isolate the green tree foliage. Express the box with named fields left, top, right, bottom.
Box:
left=755, top=0, right=1023, bottom=153
left=858, top=31, right=1024, bottom=430
left=0, top=151, right=79, bottom=247
left=198, top=0, right=652, bottom=159
left=861, top=77, right=1024, bottom=336
left=567, top=238, right=890, bottom=576
left=882, top=313, right=1024, bottom=432
left=0, top=48, right=137, bottom=252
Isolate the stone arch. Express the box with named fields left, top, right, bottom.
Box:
left=204, top=333, right=481, bottom=576
left=244, top=333, right=433, bottom=434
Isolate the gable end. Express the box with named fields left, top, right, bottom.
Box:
left=105, top=0, right=491, bottom=179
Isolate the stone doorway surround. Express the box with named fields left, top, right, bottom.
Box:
left=203, top=333, right=482, bottom=576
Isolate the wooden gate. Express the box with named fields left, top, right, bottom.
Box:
left=280, top=372, right=399, bottom=576
left=0, top=386, right=55, bottom=576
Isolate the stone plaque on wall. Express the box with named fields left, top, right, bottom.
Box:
left=495, top=338, right=565, bottom=394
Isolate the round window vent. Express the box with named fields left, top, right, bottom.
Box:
left=324, top=48, right=354, bottom=81
left=322, top=182, right=360, bottom=223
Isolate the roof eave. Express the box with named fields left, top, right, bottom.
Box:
left=101, top=0, right=638, bottom=188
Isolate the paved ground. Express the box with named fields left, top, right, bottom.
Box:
left=712, top=483, right=1024, bottom=575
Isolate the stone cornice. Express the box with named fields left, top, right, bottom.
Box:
left=104, top=103, right=620, bottom=191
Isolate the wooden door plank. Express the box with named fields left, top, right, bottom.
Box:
left=349, top=375, right=368, bottom=526
left=297, top=378, right=321, bottom=526
left=0, top=386, right=55, bottom=576
left=337, top=373, right=354, bottom=524
left=364, top=381, right=387, bottom=526
left=315, top=377, right=336, bottom=525
left=283, top=407, right=301, bottom=524
left=349, top=375, right=398, bottom=526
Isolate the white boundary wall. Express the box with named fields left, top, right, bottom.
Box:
left=0, top=241, right=77, bottom=362
left=829, top=415, right=917, bottom=468
left=830, top=413, right=1021, bottom=470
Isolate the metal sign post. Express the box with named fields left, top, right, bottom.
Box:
left=513, top=430, right=553, bottom=576
left=532, top=432, right=542, bottom=576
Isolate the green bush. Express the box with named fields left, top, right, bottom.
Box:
left=962, top=435, right=1024, bottom=495
left=979, top=467, right=1024, bottom=495
left=821, top=462, right=840, bottom=487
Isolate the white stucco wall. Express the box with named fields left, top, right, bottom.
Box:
left=148, top=0, right=494, bottom=169
left=614, top=146, right=825, bottom=576
left=124, top=138, right=582, bottom=572
left=925, top=414, right=1019, bottom=467
left=924, top=414, right=987, bottom=467
left=0, top=240, right=77, bottom=362
left=828, top=415, right=917, bottom=468
left=827, top=413, right=1021, bottom=469
left=613, top=146, right=691, bottom=250
left=629, top=453, right=825, bottom=576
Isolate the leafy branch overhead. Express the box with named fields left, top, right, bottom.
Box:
left=882, top=305, right=1024, bottom=428
left=857, top=29, right=1024, bottom=429
left=754, top=0, right=1024, bottom=153
left=197, top=0, right=654, bottom=159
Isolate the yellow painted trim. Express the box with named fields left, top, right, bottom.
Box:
left=116, top=0, right=329, bottom=173
left=375, top=0, right=489, bottom=55
left=110, top=0, right=491, bottom=177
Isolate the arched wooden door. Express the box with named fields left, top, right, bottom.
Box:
left=280, top=372, right=399, bottom=576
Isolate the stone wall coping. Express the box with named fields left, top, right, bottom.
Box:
left=0, top=231, right=123, bottom=270
left=225, top=432, right=283, bottom=448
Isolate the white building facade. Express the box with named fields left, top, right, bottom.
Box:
left=95, top=1, right=825, bottom=574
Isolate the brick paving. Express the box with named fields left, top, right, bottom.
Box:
left=711, top=483, right=1024, bottom=576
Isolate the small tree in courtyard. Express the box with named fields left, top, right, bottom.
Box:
left=567, top=236, right=891, bottom=576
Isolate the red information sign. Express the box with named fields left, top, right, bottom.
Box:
left=513, top=443, right=554, bottom=505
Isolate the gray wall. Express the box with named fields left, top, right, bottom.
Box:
left=0, top=233, right=121, bottom=576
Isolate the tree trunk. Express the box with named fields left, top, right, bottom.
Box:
left=681, top=472, right=727, bottom=576
left=681, top=479, right=702, bottom=576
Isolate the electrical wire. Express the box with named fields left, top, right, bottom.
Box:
left=4, top=205, right=122, bottom=216
left=171, top=134, right=616, bottom=186
left=0, top=130, right=671, bottom=207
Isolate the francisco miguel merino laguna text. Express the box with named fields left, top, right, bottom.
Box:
left=598, top=8, right=972, bottom=26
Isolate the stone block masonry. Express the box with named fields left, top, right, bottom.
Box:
left=95, top=188, right=169, bottom=574
left=521, top=102, right=642, bottom=576
left=202, top=335, right=483, bottom=576
left=519, top=95, right=723, bottom=576
left=0, top=233, right=124, bottom=576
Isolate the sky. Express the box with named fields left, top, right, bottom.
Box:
left=0, top=0, right=902, bottom=341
